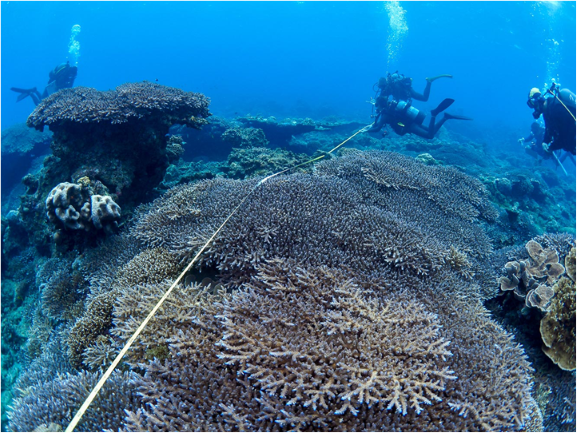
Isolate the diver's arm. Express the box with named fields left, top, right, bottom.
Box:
left=410, top=81, right=431, bottom=102
left=523, top=132, right=535, bottom=143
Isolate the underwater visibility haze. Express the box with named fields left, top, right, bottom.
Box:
left=1, top=1, right=576, bottom=432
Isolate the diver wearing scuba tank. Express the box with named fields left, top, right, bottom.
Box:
left=374, top=71, right=453, bottom=103
left=367, top=96, right=472, bottom=139
left=11, top=61, right=78, bottom=106
left=527, top=84, right=576, bottom=155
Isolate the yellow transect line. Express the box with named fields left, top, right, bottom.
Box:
left=65, top=123, right=372, bottom=432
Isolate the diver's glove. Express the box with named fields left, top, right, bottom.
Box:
left=426, top=74, right=453, bottom=83
left=518, top=138, right=525, bottom=144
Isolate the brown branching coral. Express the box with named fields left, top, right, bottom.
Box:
left=122, top=262, right=538, bottom=432
left=69, top=247, right=181, bottom=368
left=318, top=150, right=499, bottom=223
left=445, top=245, right=474, bottom=280
left=217, top=260, right=456, bottom=417
left=8, top=150, right=541, bottom=432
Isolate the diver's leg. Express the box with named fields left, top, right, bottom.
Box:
left=409, top=123, right=433, bottom=139
left=427, top=115, right=449, bottom=138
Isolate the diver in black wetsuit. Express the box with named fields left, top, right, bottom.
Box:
left=518, top=121, right=550, bottom=162
left=367, top=97, right=471, bottom=139
left=527, top=85, right=576, bottom=155
left=11, top=61, right=78, bottom=106
left=373, top=71, right=452, bottom=108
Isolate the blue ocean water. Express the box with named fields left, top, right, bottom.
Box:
left=1, top=1, right=577, bottom=432
left=2, top=1, right=575, bottom=136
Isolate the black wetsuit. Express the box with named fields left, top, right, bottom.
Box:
left=522, top=122, right=549, bottom=159
left=543, top=88, right=576, bottom=155
left=368, top=99, right=448, bottom=139
left=11, top=62, right=77, bottom=106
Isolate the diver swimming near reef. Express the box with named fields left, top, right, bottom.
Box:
left=518, top=121, right=551, bottom=163
left=527, top=83, right=576, bottom=155
left=367, top=96, right=471, bottom=139
left=373, top=71, right=453, bottom=103
left=11, top=61, right=78, bottom=106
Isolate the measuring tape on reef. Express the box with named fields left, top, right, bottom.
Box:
left=65, top=123, right=371, bottom=432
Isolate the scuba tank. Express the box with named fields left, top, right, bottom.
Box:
left=390, top=100, right=426, bottom=126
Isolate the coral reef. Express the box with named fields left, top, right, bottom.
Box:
left=120, top=262, right=537, bottom=432
left=226, top=146, right=310, bottom=179
left=5, top=149, right=546, bottom=432
left=28, top=81, right=210, bottom=130
left=130, top=151, right=496, bottom=298
left=6, top=83, right=210, bottom=264
left=539, top=247, right=576, bottom=371
left=45, top=181, right=121, bottom=233
left=8, top=370, right=141, bottom=432
left=499, top=239, right=566, bottom=311
left=222, top=126, right=269, bottom=148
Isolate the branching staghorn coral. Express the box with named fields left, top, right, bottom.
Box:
left=130, top=151, right=496, bottom=296
left=121, top=261, right=538, bottom=432
left=7, top=150, right=539, bottom=432
left=8, top=370, right=141, bottom=432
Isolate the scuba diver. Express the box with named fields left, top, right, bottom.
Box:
left=374, top=71, right=453, bottom=103
left=367, top=96, right=471, bottom=139
left=518, top=121, right=550, bottom=163
left=527, top=83, right=576, bottom=155
left=11, top=61, right=78, bottom=106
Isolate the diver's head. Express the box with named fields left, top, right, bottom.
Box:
left=527, top=88, right=545, bottom=119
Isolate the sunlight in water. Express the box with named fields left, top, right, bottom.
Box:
left=384, top=1, right=408, bottom=69
left=538, top=0, right=562, bottom=11
left=68, top=24, right=81, bottom=66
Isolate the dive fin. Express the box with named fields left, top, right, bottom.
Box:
left=444, top=112, right=473, bottom=121
left=426, top=74, right=453, bottom=83
left=431, top=98, right=455, bottom=117
left=11, top=87, right=37, bottom=103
